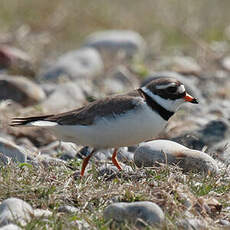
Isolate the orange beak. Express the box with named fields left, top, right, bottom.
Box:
left=184, top=93, right=198, bottom=104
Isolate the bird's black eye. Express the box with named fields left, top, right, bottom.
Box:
left=167, top=86, right=178, bottom=93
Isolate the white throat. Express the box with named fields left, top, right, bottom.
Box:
left=141, top=86, right=185, bottom=112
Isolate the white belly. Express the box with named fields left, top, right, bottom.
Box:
left=52, top=104, right=167, bottom=148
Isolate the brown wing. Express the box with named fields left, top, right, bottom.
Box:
left=45, top=90, right=143, bottom=125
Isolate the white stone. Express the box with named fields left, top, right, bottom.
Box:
left=0, top=198, right=33, bottom=227
left=104, top=201, right=164, bottom=227
left=0, top=224, right=22, bottom=230
left=0, top=75, right=46, bottom=106
left=221, top=56, right=230, bottom=71
left=58, top=205, right=79, bottom=214
left=41, top=47, right=104, bottom=81
left=134, top=140, right=219, bottom=175
left=84, top=30, right=146, bottom=58
left=33, top=209, right=52, bottom=218
left=41, top=82, right=85, bottom=113
left=0, top=138, right=27, bottom=163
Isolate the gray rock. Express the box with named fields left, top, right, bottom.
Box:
left=219, top=219, right=230, bottom=226
left=92, top=148, right=132, bottom=161
left=0, top=75, right=45, bottom=106
left=103, top=66, right=139, bottom=94
left=33, top=155, right=66, bottom=168
left=76, top=146, right=91, bottom=159
left=93, top=149, right=111, bottom=161
left=0, top=224, right=21, bottom=230
left=0, top=137, right=27, bottom=163
left=104, top=201, right=164, bottom=228
left=128, top=145, right=139, bottom=153
left=221, top=56, right=230, bottom=71
left=98, top=164, right=133, bottom=178
left=98, top=165, right=119, bottom=178
left=33, top=209, right=52, bottom=218
left=75, top=219, right=90, bottom=230
left=0, top=198, right=33, bottom=227
left=0, top=133, right=14, bottom=143
left=176, top=218, right=207, bottom=230
left=154, top=56, right=201, bottom=75
left=57, top=205, right=79, bottom=214
left=40, top=82, right=57, bottom=97
left=0, top=153, right=10, bottom=165
left=40, top=47, right=104, bottom=82
left=172, top=119, right=230, bottom=150
left=117, top=149, right=134, bottom=162
left=84, top=30, right=146, bottom=58
left=212, top=140, right=230, bottom=163
left=198, top=119, right=229, bottom=144
left=134, top=140, right=219, bottom=175
left=41, top=82, right=85, bottom=113
left=40, top=141, right=79, bottom=159
left=0, top=45, right=34, bottom=77
left=15, top=138, right=38, bottom=160
left=170, top=134, right=206, bottom=151
left=207, top=100, right=230, bottom=119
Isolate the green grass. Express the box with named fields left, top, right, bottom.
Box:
left=0, top=161, right=229, bottom=229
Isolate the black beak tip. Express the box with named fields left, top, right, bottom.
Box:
left=191, top=98, right=199, bottom=104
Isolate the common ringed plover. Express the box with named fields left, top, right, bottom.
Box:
left=11, top=77, right=198, bottom=176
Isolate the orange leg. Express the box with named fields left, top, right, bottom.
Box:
left=111, top=148, right=122, bottom=171
left=80, top=149, right=96, bottom=177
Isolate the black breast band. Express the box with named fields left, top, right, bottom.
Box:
left=138, top=88, right=174, bottom=121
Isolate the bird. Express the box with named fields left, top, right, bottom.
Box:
left=10, top=77, right=198, bottom=176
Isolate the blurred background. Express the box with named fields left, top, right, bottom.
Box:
left=1, top=0, right=230, bottom=68
left=1, top=3, right=230, bottom=228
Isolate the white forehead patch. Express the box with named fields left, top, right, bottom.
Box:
left=155, top=82, right=177, bottom=90
left=178, top=85, right=185, bottom=94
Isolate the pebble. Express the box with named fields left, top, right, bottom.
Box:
left=41, top=82, right=85, bottom=113
left=104, top=201, right=164, bottom=228
left=0, top=224, right=22, bottom=230
left=0, top=45, right=34, bottom=77
left=172, top=118, right=230, bottom=150
left=103, top=66, right=139, bottom=94
left=98, top=165, right=133, bottom=178
left=198, top=119, right=230, bottom=144
left=75, top=219, right=90, bottom=230
left=0, top=137, right=27, bottom=163
left=207, top=99, right=230, bottom=119
left=92, top=148, right=133, bottom=162
left=117, top=149, right=134, bottom=162
left=33, top=155, right=66, bottom=168
left=221, top=56, right=230, bottom=71
left=57, top=205, right=79, bottom=214
left=39, top=141, right=79, bottom=159
left=84, top=30, right=146, bottom=58
left=0, top=75, right=46, bottom=106
left=154, top=56, right=201, bottom=75
left=15, top=138, right=38, bottom=161
left=218, top=219, right=230, bottom=226
left=33, top=209, right=52, bottom=218
left=0, top=153, right=10, bottom=165
left=8, top=125, right=56, bottom=147
left=0, top=198, right=33, bottom=227
left=176, top=218, right=207, bottom=230
left=40, top=47, right=104, bottom=82
left=134, top=140, right=219, bottom=175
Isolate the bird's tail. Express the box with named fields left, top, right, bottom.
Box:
left=10, top=115, right=53, bottom=127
